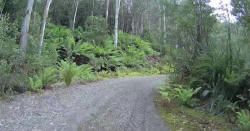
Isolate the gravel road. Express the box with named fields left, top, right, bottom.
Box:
left=0, top=76, right=169, bottom=131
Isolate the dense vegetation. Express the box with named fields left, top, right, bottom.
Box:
left=0, top=0, right=168, bottom=94
left=0, top=0, right=249, bottom=130
left=156, top=0, right=250, bottom=130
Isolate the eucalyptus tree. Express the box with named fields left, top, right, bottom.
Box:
left=106, top=0, right=110, bottom=22
left=114, top=0, right=121, bottom=46
left=20, top=0, right=35, bottom=56
left=72, top=0, right=79, bottom=30
left=38, top=0, right=53, bottom=56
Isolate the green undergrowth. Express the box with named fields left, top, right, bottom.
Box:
left=31, top=66, right=167, bottom=92
left=76, top=66, right=165, bottom=82
left=155, top=85, right=236, bottom=131
left=155, top=94, right=235, bottom=131
left=0, top=15, right=172, bottom=97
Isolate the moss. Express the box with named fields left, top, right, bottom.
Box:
left=155, top=94, right=235, bottom=131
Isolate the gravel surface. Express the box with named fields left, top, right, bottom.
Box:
left=0, top=76, right=169, bottom=131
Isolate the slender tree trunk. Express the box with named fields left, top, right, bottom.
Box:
left=163, top=6, right=166, bottom=44
left=140, top=14, right=144, bottom=34
left=72, top=0, right=79, bottom=30
left=114, top=0, right=121, bottom=46
left=147, top=13, right=150, bottom=31
left=38, top=0, right=53, bottom=56
left=147, top=0, right=150, bottom=31
left=131, top=15, right=135, bottom=35
left=20, top=0, right=34, bottom=56
left=121, top=3, right=125, bottom=32
left=105, top=0, right=110, bottom=22
left=226, top=5, right=233, bottom=73
left=159, top=17, right=161, bottom=41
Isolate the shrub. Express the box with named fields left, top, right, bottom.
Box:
left=236, top=110, right=250, bottom=131
left=0, top=15, right=28, bottom=95
left=175, top=86, right=201, bottom=107
left=84, top=16, right=109, bottom=44
left=97, top=71, right=110, bottom=78
left=38, top=67, right=58, bottom=88
left=75, top=31, right=159, bottom=71
left=78, top=42, right=122, bottom=71
left=143, top=67, right=161, bottom=75
left=76, top=64, right=99, bottom=81
left=189, top=45, right=250, bottom=110
left=157, top=85, right=176, bottom=103
left=159, top=64, right=174, bottom=74
left=160, top=92, right=171, bottom=102
left=29, top=76, right=43, bottom=91
left=118, top=32, right=159, bottom=67
left=59, top=61, right=80, bottom=87
left=45, top=24, right=75, bottom=59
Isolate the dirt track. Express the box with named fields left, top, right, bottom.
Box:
left=0, top=76, right=169, bottom=131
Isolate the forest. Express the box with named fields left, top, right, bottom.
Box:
left=0, top=0, right=249, bottom=130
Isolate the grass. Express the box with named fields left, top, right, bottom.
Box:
left=154, top=93, right=236, bottom=131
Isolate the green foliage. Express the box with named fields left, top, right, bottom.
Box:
left=232, top=0, right=250, bottom=33
left=29, top=76, right=43, bottom=91
left=76, top=32, right=159, bottom=71
left=59, top=61, right=80, bottom=87
left=78, top=42, right=122, bottom=71
left=85, top=16, right=108, bottom=34
left=141, top=67, right=161, bottom=75
left=188, top=43, right=250, bottom=112
left=236, top=110, right=250, bottom=131
left=118, top=32, right=158, bottom=67
left=75, top=16, right=109, bottom=44
left=45, top=24, right=75, bottom=47
left=0, top=15, right=161, bottom=96
left=0, top=15, right=19, bottom=62
left=76, top=64, right=100, bottom=82
left=0, top=15, right=27, bottom=95
left=175, top=86, right=201, bottom=107
left=169, top=17, right=250, bottom=115
left=156, top=84, right=176, bottom=104
left=160, top=91, right=171, bottom=102
left=156, top=84, right=201, bottom=107
left=38, top=67, right=58, bottom=88
left=45, top=23, right=75, bottom=59
left=158, top=65, right=174, bottom=74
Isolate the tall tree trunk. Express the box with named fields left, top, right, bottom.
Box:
left=163, top=6, right=166, bottom=44
left=147, top=13, right=150, bottom=31
left=159, top=17, right=161, bottom=41
left=114, top=0, right=121, bottom=46
left=20, top=0, right=34, bottom=56
left=140, top=14, right=144, bottom=34
left=72, top=0, right=79, bottom=30
left=38, top=0, right=53, bottom=56
left=147, top=0, right=150, bottom=31
left=105, top=0, right=110, bottom=22
left=121, top=3, right=125, bottom=32
left=226, top=4, right=232, bottom=73
left=131, top=15, right=135, bottom=35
